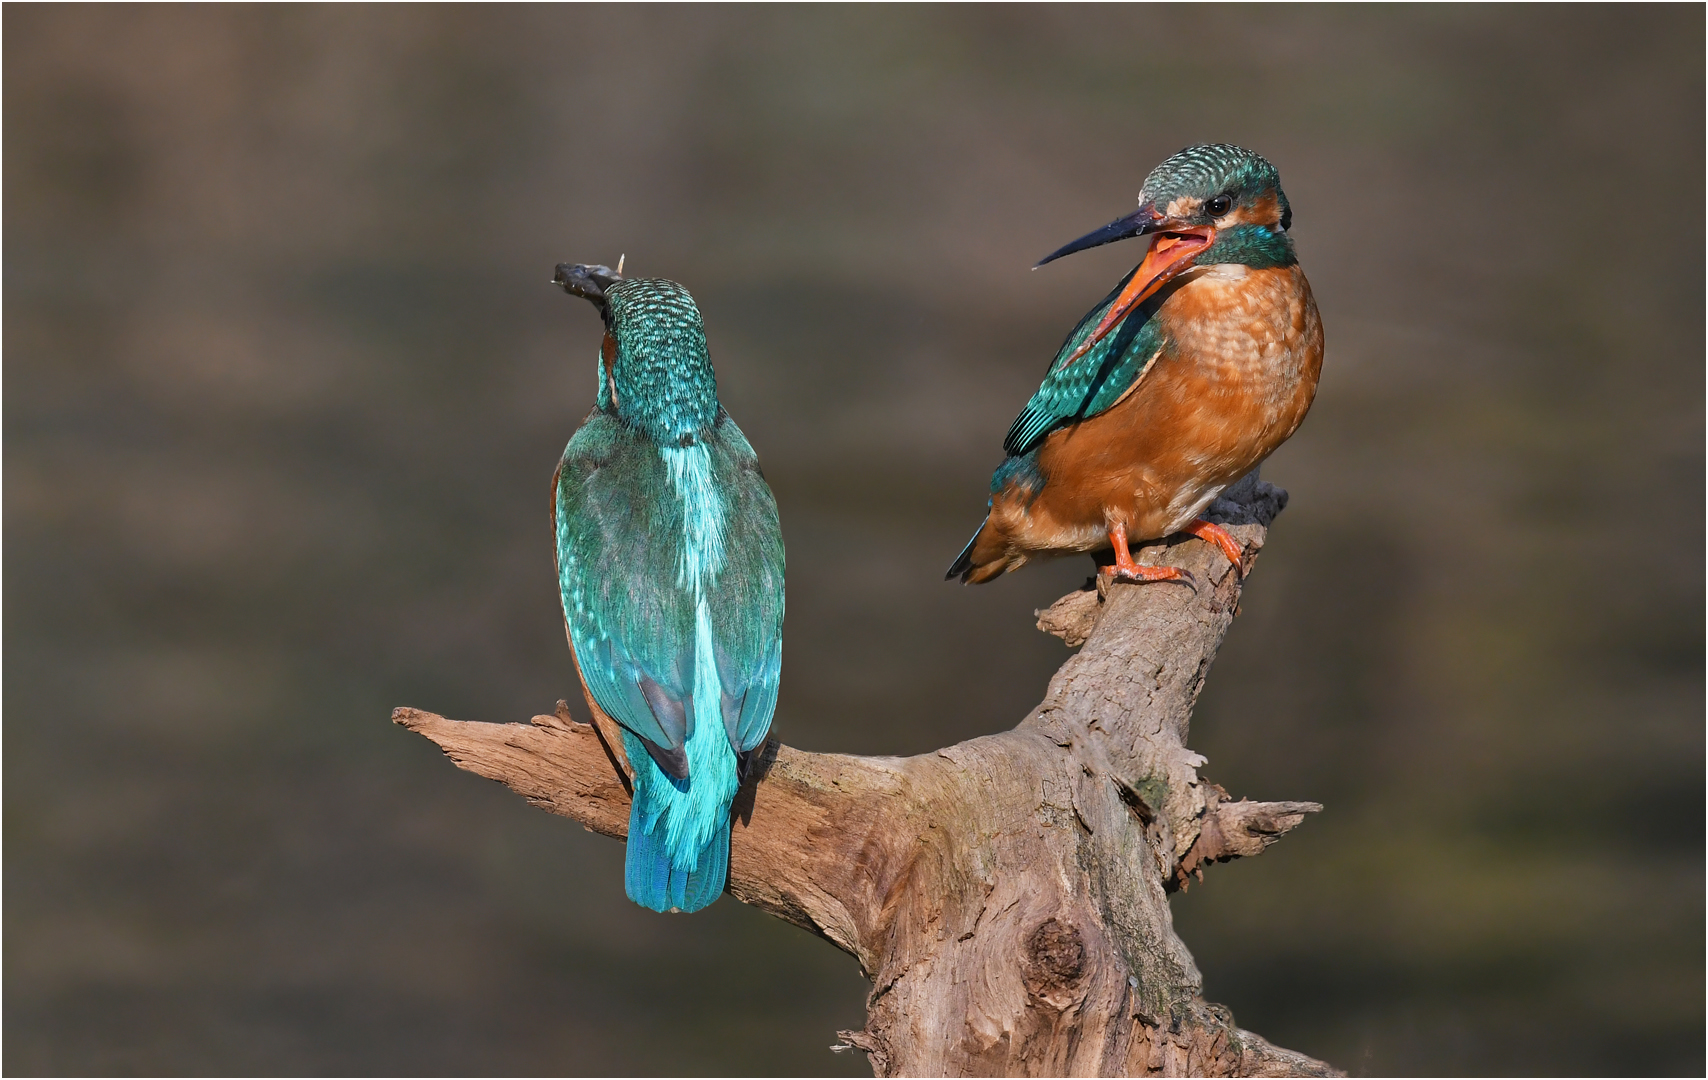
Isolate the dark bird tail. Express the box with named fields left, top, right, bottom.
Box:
left=945, top=520, right=984, bottom=581
left=947, top=516, right=1023, bottom=584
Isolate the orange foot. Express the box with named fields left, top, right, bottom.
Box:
left=1181, top=518, right=1247, bottom=577
left=1100, top=521, right=1196, bottom=589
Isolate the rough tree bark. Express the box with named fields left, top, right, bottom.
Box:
left=394, top=471, right=1340, bottom=1077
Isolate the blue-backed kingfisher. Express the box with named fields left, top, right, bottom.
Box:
left=551, top=264, right=785, bottom=913
left=948, top=144, right=1324, bottom=585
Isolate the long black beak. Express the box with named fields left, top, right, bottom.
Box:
left=1035, top=205, right=1160, bottom=268
left=553, top=262, right=625, bottom=309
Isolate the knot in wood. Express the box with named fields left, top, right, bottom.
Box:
left=1022, top=917, right=1086, bottom=1009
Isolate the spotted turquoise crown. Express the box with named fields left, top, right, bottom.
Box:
left=1139, top=143, right=1291, bottom=230
left=603, top=278, right=719, bottom=444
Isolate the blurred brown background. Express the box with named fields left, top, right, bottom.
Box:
left=6, top=5, right=1702, bottom=1075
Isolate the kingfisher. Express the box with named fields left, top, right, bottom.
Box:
left=550, top=263, right=784, bottom=913
left=947, top=144, right=1323, bottom=585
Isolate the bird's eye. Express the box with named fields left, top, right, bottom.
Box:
left=1205, top=195, right=1233, bottom=217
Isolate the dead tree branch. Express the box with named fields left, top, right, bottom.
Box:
left=394, top=471, right=1338, bottom=1077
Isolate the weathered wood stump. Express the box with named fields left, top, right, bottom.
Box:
left=395, top=472, right=1338, bottom=1076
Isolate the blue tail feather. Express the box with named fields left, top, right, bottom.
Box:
left=680, top=825, right=729, bottom=912
left=624, top=794, right=730, bottom=913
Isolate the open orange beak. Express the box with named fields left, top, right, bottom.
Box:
left=1036, top=203, right=1216, bottom=368
left=1055, top=224, right=1213, bottom=367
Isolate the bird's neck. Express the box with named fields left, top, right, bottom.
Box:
left=1198, top=223, right=1296, bottom=270
left=610, top=337, right=720, bottom=445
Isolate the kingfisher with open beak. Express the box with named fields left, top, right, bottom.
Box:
left=947, top=143, right=1323, bottom=585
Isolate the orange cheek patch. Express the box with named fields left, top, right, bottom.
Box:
left=1228, top=192, right=1282, bottom=229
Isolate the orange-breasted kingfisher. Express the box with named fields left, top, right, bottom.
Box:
left=947, top=144, right=1323, bottom=585
left=551, top=264, right=784, bottom=913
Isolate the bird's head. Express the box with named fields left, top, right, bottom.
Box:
left=1038, top=144, right=1295, bottom=367
left=554, top=263, right=718, bottom=441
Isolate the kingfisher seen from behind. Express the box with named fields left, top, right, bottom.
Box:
left=948, top=144, right=1323, bottom=585
left=551, top=264, right=784, bottom=913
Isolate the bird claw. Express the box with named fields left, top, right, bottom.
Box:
left=1100, top=520, right=1198, bottom=592
left=1100, top=563, right=1198, bottom=592
left=1183, top=518, right=1248, bottom=579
